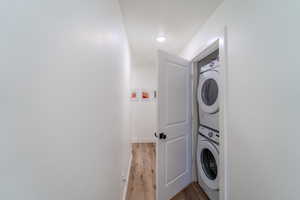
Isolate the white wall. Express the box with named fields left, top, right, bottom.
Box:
left=0, top=1, right=131, bottom=200
left=130, top=65, right=157, bottom=143
left=181, top=1, right=300, bottom=199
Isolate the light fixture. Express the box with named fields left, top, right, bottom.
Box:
left=156, top=36, right=166, bottom=43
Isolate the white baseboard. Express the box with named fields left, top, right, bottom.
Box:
left=131, top=138, right=155, bottom=143
left=122, top=154, right=132, bottom=200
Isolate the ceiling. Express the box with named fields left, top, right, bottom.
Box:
left=119, top=0, right=223, bottom=66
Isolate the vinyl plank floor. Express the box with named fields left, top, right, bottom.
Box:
left=170, top=182, right=209, bottom=200
left=126, top=143, right=156, bottom=200
left=126, top=143, right=208, bottom=200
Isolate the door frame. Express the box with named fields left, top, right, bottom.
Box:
left=190, top=27, right=229, bottom=200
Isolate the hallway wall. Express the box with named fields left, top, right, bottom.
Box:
left=0, top=0, right=131, bottom=200
left=181, top=1, right=300, bottom=200
left=130, top=65, right=157, bottom=143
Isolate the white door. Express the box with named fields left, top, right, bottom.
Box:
left=156, top=50, right=192, bottom=200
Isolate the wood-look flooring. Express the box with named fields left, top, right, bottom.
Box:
left=126, top=143, right=209, bottom=200
left=126, top=143, right=156, bottom=200
left=170, top=182, right=209, bottom=200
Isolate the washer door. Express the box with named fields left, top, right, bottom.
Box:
left=198, top=70, right=219, bottom=114
left=197, top=139, right=219, bottom=190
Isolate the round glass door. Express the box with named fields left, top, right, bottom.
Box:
left=198, top=70, right=219, bottom=114
left=201, top=78, right=218, bottom=106
left=201, top=148, right=218, bottom=180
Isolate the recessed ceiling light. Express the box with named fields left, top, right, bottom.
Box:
left=156, top=36, right=166, bottom=43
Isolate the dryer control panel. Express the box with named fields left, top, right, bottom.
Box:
left=199, top=125, right=219, bottom=144
left=200, top=59, right=219, bottom=73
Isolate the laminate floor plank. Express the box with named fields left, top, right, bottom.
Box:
left=126, top=143, right=156, bottom=200
left=126, top=143, right=208, bottom=200
left=170, top=182, right=209, bottom=200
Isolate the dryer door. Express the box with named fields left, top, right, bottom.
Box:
left=197, top=139, right=219, bottom=190
left=198, top=70, right=219, bottom=114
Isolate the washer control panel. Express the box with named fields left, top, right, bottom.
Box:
left=200, top=59, right=219, bottom=72
left=199, top=125, right=219, bottom=144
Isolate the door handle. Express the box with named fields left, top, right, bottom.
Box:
left=159, top=132, right=167, bottom=140
left=154, top=132, right=167, bottom=140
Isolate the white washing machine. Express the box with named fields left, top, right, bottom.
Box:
left=197, top=125, right=219, bottom=200
left=197, top=60, right=220, bottom=131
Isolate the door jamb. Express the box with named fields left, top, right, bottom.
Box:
left=190, top=27, right=229, bottom=200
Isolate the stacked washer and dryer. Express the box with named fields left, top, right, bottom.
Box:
left=197, top=57, right=220, bottom=200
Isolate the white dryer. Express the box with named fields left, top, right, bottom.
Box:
left=197, top=125, right=219, bottom=200
left=197, top=60, right=220, bottom=131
